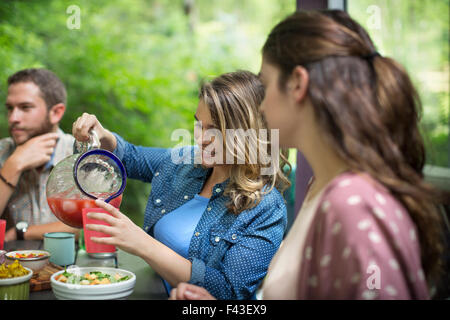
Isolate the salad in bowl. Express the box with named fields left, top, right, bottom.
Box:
left=51, top=266, right=136, bottom=300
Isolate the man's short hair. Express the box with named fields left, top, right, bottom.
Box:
left=7, top=68, right=67, bottom=109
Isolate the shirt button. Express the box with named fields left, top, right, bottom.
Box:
left=207, top=207, right=212, bottom=211
left=215, top=188, right=221, bottom=193
left=161, top=209, right=166, bottom=214
left=214, top=236, right=220, bottom=243
left=231, top=234, right=237, bottom=240
left=194, top=232, right=200, bottom=237
left=184, top=195, right=189, bottom=200
left=155, top=199, right=161, bottom=204
left=154, top=172, right=160, bottom=176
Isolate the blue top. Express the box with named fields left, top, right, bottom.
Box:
left=154, top=194, right=209, bottom=293
left=112, top=133, right=287, bottom=299
left=154, top=194, right=209, bottom=258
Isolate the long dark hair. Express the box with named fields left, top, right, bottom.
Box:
left=263, top=10, right=448, bottom=283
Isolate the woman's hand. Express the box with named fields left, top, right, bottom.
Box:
left=72, top=113, right=117, bottom=152
left=169, top=282, right=216, bottom=300
left=85, top=199, right=149, bottom=257
left=89, top=200, right=193, bottom=286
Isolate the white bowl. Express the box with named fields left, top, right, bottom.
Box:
left=50, top=267, right=136, bottom=300
left=6, top=250, right=50, bottom=272
left=0, top=266, right=33, bottom=285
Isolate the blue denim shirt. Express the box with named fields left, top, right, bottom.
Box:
left=113, top=133, right=287, bottom=299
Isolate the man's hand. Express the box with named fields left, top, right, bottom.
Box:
left=4, top=227, right=16, bottom=242
left=0, top=133, right=58, bottom=221
left=8, top=132, right=59, bottom=172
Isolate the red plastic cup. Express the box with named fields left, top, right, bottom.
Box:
left=0, top=219, right=6, bottom=250
left=82, top=208, right=116, bottom=253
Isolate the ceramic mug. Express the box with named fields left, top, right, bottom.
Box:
left=43, top=232, right=75, bottom=266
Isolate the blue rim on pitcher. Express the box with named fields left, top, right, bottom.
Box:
left=73, top=149, right=127, bottom=203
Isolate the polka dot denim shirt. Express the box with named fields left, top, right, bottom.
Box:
left=113, top=133, right=287, bottom=299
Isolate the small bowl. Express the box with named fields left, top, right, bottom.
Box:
left=6, top=250, right=51, bottom=272
left=0, top=266, right=33, bottom=300
left=51, top=267, right=136, bottom=300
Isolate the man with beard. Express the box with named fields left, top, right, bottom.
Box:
left=0, top=68, right=78, bottom=241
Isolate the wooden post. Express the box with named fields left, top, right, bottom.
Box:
left=184, top=0, right=195, bottom=32
left=297, top=0, right=346, bottom=11
left=296, top=0, right=328, bottom=11
left=293, top=0, right=330, bottom=216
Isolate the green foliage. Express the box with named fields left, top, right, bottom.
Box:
left=348, top=0, right=450, bottom=167
left=0, top=0, right=294, bottom=225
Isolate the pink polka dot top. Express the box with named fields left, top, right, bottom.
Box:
left=263, top=171, right=429, bottom=300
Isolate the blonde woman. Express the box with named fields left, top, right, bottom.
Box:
left=72, top=70, right=290, bottom=299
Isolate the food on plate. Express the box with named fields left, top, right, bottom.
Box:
left=11, top=252, right=47, bottom=259
left=54, top=270, right=130, bottom=285
left=0, top=260, right=30, bottom=278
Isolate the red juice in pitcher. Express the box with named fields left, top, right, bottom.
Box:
left=47, top=194, right=122, bottom=228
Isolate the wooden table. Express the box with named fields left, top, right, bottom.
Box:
left=3, top=240, right=167, bottom=300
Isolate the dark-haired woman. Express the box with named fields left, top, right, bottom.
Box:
left=171, top=10, right=448, bottom=300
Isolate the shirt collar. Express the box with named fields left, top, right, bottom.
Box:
left=189, top=164, right=211, bottom=178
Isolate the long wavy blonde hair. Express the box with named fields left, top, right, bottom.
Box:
left=199, top=70, right=291, bottom=214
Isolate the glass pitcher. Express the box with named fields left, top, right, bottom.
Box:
left=46, top=131, right=126, bottom=228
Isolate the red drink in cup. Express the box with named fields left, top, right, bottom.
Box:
left=47, top=194, right=122, bottom=228
left=82, top=208, right=116, bottom=253
left=0, top=219, right=6, bottom=250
